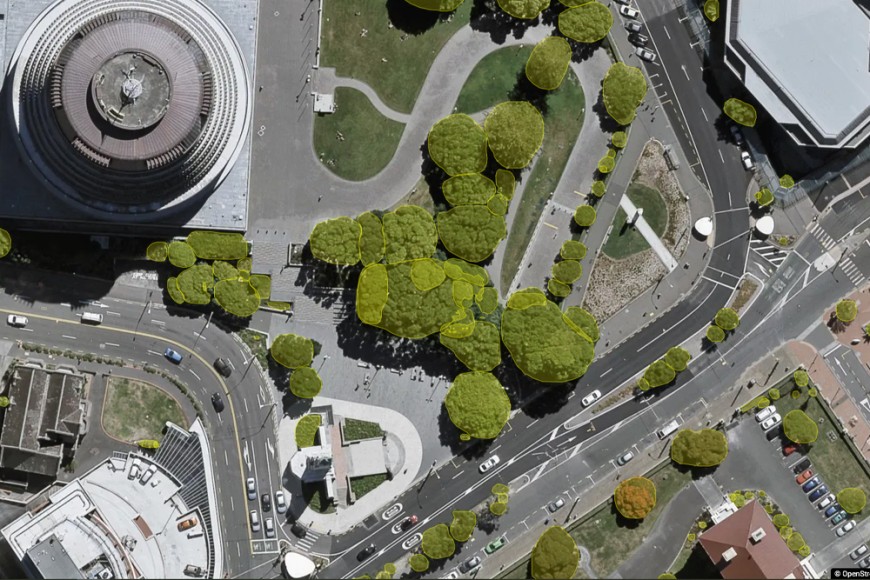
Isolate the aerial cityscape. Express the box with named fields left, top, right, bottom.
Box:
left=0, top=0, right=866, bottom=578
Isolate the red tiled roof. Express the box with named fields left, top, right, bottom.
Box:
left=699, top=500, right=805, bottom=579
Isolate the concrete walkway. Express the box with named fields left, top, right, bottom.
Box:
left=618, top=194, right=679, bottom=271
left=276, top=396, right=422, bottom=535
left=317, top=68, right=412, bottom=124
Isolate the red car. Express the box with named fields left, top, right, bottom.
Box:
left=796, top=469, right=813, bottom=484
left=782, top=444, right=798, bottom=456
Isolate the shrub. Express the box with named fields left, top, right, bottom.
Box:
left=168, top=241, right=196, bottom=268
left=706, top=325, right=725, bottom=343
left=798, top=545, right=810, bottom=557
left=357, top=211, right=386, bottom=266
left=714, top=307, right=740, bottom=331
left=495, top=169, right=516, bottom=200
left=295, top=415, right=321, bottom=447
left=0, top=228, right=9, bottom=258
left=591, top=180, right=606, bottom=197
left=780, top=175, right=795, bottom=189
left=271, top=334, right=315, bottom=369
left=793, top=369, right=809, bottom=388
left=574, top=205, right=597, bottom=227
left=769, top=388, right=780, bottom=401
left=597, top=155, right=616, bottom=174
left=779, top=526, right=793, bottom=540
left=687, top=533, right=696, bottom=542
left=602, top=63, right=648, bottom=125
left=659, top=575, right=677, bottom=580
left=698, top=521, right=707, bottom=529
left=442, top=173, right=496, bottom=206
left=213, top=260, right=240, bottom=281
left=663, top=347, right=692, bottom=372
left=490, top=501, right=508, bottom=515
left=782, top=409, right=818, bottom=444
left=642, top=359, right=676, bottom=389
left=137, top=440, right=160, bottom=449
left=484, top=101, right=545, bottom=169
left=612, top=131, right=628, bottom=148
left=838, top=488, right=867, bottom=514
left=560, top=240, right=587, bottom=261
left=214, top=279, right=261, bottom=317
left=614, top=477, right=656, bottom=519
left=733, top=494, right=746, bottom=508
left=786, top=532, right=805, bottom=552
left=449, top=510, right=477, bottom=542
left=166, top=277, right=185, bottom=305
left=289, top=367, right=322, bottom=399
left=525, top=37, right=573, bottom=91
left=723, top=98, right=757, bottom=127
left=443, top=372, right=511, bottom=439
left=703, top=0, right=719, bottom=21
left=475, top=287, right=499, bottom=314
left=383, top=206, right=438, bottom=264
left=176, top=264, right=214, bottom=305
left=552, top=260, right=582, bottom=284
left=487, top=194, right=510, bottom=216
left=836, top=299, right=858, bottom=323
left=146, top=241, right=168, bottom=262
left=427, top=114, right=488, bottom=176
left=808, top=387, right=818, bottom=397
left=547, top=278, right=571, bottom=299
left=496, top=0, right=549, bottom=19
left=756, top=397, right=770, bottom=409
left=755, top=188, right=774, bottom=207
left=409, top=554, right=429, bottom=572
left=186, top=230, right=248, bottom=260
left=310, top=217, right=361, bottom=265
left=743, top=491, right=754, bottom=499
left=790, top=389, right=801, bottom=399
left=772, top=513, right=790, bottom=528
left=670, top=429, right=728, bottom=467
left=531, top=527, right=580, bottom=580
left=563, top=306, right=599, bottom=343
left=437, top=205, right=507, bottom=263
left=557, top=2, right=612, bottom=43
left=422, top=524, right=456, bottom=559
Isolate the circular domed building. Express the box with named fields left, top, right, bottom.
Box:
left=9, top=0, right=251, bottom=220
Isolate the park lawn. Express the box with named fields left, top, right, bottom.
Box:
left=102, top=377, right=186, bottom=442
left=313, top=87, right=405, bottom=181
left=455, top=46, right=533, bottom=114
left=350, top=474, right=388, bottom=499
left=344, top=418, right=384, bottom=441
left=321, top=0, right=472, bottom=114
left=601, top=183, right=668, bottom=260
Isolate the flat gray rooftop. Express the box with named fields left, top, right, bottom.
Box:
left=730, top=0, right=870, bottom=141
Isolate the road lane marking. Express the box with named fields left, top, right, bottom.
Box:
left=61, top=335, right=77, bottom=340
left=105, top=342, right=119, bottom=347
left=452, top=470, right=465, bottom=480
left=701, top=107, right=708, bottom=122
left=719, top=149, right=725, bottom=164
left=600, top=367, right=613, bottom=377
left=107, top=311, right=121, bottom=316
left=150, top=319, right=165, bottom=325
left=663, top=25, right=671, bottom=39
left=190, top=369, right=201, bottom=380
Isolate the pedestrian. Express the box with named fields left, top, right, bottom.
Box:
left=259, top=85, right=263, bottom=92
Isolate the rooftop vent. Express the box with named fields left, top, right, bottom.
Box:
left=750, top=527, right=766, bottom=543
left=722, top=547, right=738, bottom=562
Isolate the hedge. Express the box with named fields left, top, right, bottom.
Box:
left=793, top=369, right=809, bottom=388
left=547, top=278, right=571, bottom=299
left=643, top=359, right=677, bottom=389
left=484, top=101, right=545, bottom=169
left=723, top=98, right=757, bottom=127
left=496, top=0, right=549, bottom=19
left=670, top=429, right=728, bottom=467
left=563, top=306, right=599, bottom=343
left=409, top=554, right=430, bottom=572
left=177, top=264, right=214, bottom=305
left=526, top=37, right=573, bottom=91
left=187, top=230, right=248, bottom=260
left=310, top=217, right=361, bottom=265
left=295, top=414, right=321, bottom=447
left=421, top=524, right=456, bottom=559
left=706, top=325, right=725, bottom=342
left=703, top=0, right=719, bottom=21
left=168, top=241, right=197, bottom=268
left=496, top=169, right=516, bottom=200
left=663, top=347, right=692, bottom=372
left=440, top=321, right=502, bottom=372
left=552, top=260, right=582, bottom=284
left=449, top=510, right=477, bottom=542
left=437, top=205, right=507, bottom=263
left=558, top=1, right=611, bottom=42
left=443, top=173, right=497, bottom=206
left=769, top=388, right=781, bottom=401
left=289, top=367, right=323, bottom=399
left=146, top=241, right=167, bottom=262
left=574, top=205, right=597, bottom=227
left=786, top=532, right=805, bottom=552
left=780, top=175, right=795, bottom=189
left=591, top=180, right=606, bottom=197
left=383, top=206, right=438, bottom=264
left=531, top=527, right=580, bottom=580
left=444, top=372, right=511, bottom=439
left=755, top=188, right=774, bottom=207
left=213, top=260, right=240, bottom=281
left=490, top=500, right=508, bottom=515
left=214, top=279, right=261, bottom=317
left=357, top=211, right=386, bottom=266
left=838, top=488, right=867, bottom=514
left=782, top=409, right=818, bottom=444
left=602, top=63, right=648, bottom=125
left=836, top=299, right=858, bottom=323
left=560, top=240, right=587, bottom=261
left=614, top=476, right=656, bottom=519
left=271, top=334, right=315, bottom=369
left=428, top=114, right=488, bottom=176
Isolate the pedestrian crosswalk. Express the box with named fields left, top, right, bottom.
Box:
left=840, top=256, right=866, bottom=286
left=294, top=528, right=321, bottom=552
left=749, top=239, right=788, bottom=266
left=809, top=222, right=837, bottom=250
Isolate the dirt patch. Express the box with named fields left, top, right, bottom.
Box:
left=632, top=140, right=690, bottom=259
left=730, top=278, right=759, bottom=312
left=102, top=377, right=187, bottom=443
left=582, top=251, right=667, bottom=321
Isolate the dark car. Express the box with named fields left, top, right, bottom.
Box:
left=825, top=504, right=841, bottom=518
left=629, top=33, right=649, bottom=46
left=802, top=477, right=820, bottom=493
left=214, top=357, right=232, bottom=378
left=290, top=522, right=307, bottom=539
left=401, top=515, right=419, bottom=530
left=792, top=457, right=811, bottom=474
left=765, top=427, right=781, bottom=441
left=211, top=393, right=225, bottom=413
left=808, top=486, right=828, bottom=502
left=460, top=556, right=482, bottom=573
left=261, top=493, right=271, bottom=513
left=357, top=544, right=377, bottom=562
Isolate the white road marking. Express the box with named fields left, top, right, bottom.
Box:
left=190, top=369, right=200, bottom=380
left=105, top=342, right=119, bottom=347
left=719, top=149, right=725, bottom=163
left=600, top=367, right=613, bottom=377
left=107, top=311, right=121, bottom=316
left=61, top=335, right=76, bottom=340
left=701, top=107, right=708, bottom=122
left=663, top=25, right=671, bottom=39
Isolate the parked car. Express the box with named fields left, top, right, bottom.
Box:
left=839, top=521, right=856, bottom=537
left=793, top=457, right=811, bottom=474
left=851, top=545, right=868, bottom=560
left=290, top=522, right=307, bottom=539
left=6, top=315, right=27, bottom=327
left=741, top=150, right=755, bottom=171
left=164, top=347, right=183, bottom=364
left=250, top=510, right=260, bottom=532
left=625, top=21, right=642, bottom=33
left=795, top=469, right=813, bottom=485
left=765, top=427, right=781, bottom=441
left=178, top=516, right=198, bottom=531
left=617, top=451, right=635, bottom=466
left=265, top=517, right=275, bottom=538
left=459, top=556, right=482, bottom=574
left=128, top=458, right=141, bottom=480
left=760, top=413, right=782, bottom=431
left=441, top=572, right=460, bottom=580
left=619, top=5, right=640, bottom=18
left=211, top=392, right=225, bottom=413
left=801, top=477, right=820, bottom=493
left=582, top=390, right=602, bottom=407
left=246, top=478, right=257, bottom=500
left=614, top=0, right=632, bottom=5
left=140, top=464, right=157, bottom=485
left=261, top=493, right=271, bottom=513
left=548, top=498, right=566, bottom=512
left=831, top=511, right=847, bottom=525
left=635, top=47, right=657, bottom=62
left=184, top=565, right=204, bottom=577
left=861, top=555, right=870, bottom=569
left=817, top=494, right=835, bottom=510
left=485, top=536, right=507, bottom=554
left=782, top=443, right=798, bottom=456
left=755, top=405, right=777, bottom=422
left=825, top=504, right=841, bottom=518
left=479, top=455, right=500, bottom=474
left=807, top=485, right=828, bottom=502
left=275, top=491, right=287, bottom=514
left=629, top=33, right=649, bottom=46
left=357, top=544, right=377, bottom=562
left=730, top=124, right=744, bottom=146
left=213, top=357, right=232, bottom=377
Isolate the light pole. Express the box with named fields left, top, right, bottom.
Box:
left=191, top=311, right=213, bottom=356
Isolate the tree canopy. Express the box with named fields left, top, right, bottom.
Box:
left=168, top=241, right=196, bottom=268
left=755, top=188, right=774, bottom=207
left=602, top=63, right=648, bottom=125
left=427, top=114, right=488, bottom=176
left=706, top=325, right=725, bottom=342
left=793, top=369, right=809, bottom=388
left=295, top=415, right=321, bottom=448
left=551, top=260, right=582, bottom=284
left=531, top=527, right=580, bottom=580
left=563, top=306, right=599, bottom=343
left=703, top=0, right=719, bottom=21
left=714, top=307, right=740, bottom=331
left=560, top=240, right=587, bottom=261
left=442, top=173, right=497, bottom=206
left=383, top=206, right=438, bottom=263
left=444, top=372, right=511, bottom=439
left=289, top=367, right=322, bottom=398
left=422, top=524, right=456, bottom=559
left=484, top=101, right=545, bottom=169
left=525, top=37, right=573, bottom=91
left=641, top=359, right=676, bottom=389
left=310, top=217, right=361, bottom=265
left=404, top=0, right=465, bottom=10
left=838, top=488, right=867, bottom=514
left=271, top=334, right=315, bottom=369
left=440, top=321, right=502, bottom=372
left=496, top=0, right=550, bottom=19
left=663, top=347, right=692, bottom=372
left=782, top=409, right=818, bottom=444
left=495, top=169, right=516, bottom=200
left=409, top=554, right=430, bottom=572
left=437, top=205, right=507, bottom=262
left=547, top=278, right=571, bottom=299
left=214, top=279, right=261, bottom=317
left=357, top=211, right=386, bottom=265
left=614, top=477, right=656, bottom=519
left=187, top=230, right=248, bottom=260
left=574, top=205, right=597, bottom=227
left=836, top=299, right=858, bottom=323
left=558, top=2, right=613, bottom=42
left=670, top=429, right=729, bottom=467
left=449, top=510, right=477, bottom=542
left=723, top=98, right=757, bottom=127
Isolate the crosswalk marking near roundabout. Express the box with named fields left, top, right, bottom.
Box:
left=750, top=239, right=788, bottom=266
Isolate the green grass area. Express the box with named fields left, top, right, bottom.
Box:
left=455, top=46, right=532, bottom=114
left=313, top=87, right=405, bottom=181
left=772, top=380, right=870, bottom=521
left=601, top=183, right=668, bottom=260
left=321, top=0, right=472, bottom=114
left=344, top=418, right=384, bottom=441
left=237, top=329, right=269, bottom=370
left=350, top=473, right=388, bottom=499
left=302, top=481, right=336, bottom=514
left=102, top=377, right=187, bottom=442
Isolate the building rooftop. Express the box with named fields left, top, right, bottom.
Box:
left=726, top=0, right=870, bottom=148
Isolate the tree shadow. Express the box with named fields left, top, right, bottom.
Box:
left=469, top=0, right=542, bottom=44
left=420, top=142, right=451, bottom=210
left=591, top=89, right=622, bottom=134
left=385, top=0, right=444, bottom=35
left=293, top=248, right=360, bottom=309
left=611, top=502, right=642, bottom=529
left=674, top=544, right=720, bottom=579
left=569, top=39, right=603, bottom=64
left=827, top=311, right=847, bottom=334
left=509, top=69, right=550, bottom=117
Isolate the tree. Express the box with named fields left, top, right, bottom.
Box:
left=484, top=102, right=545, bottom=169
left=591, top=180, right=606, bottom=197
left=289, top=367, right=322, bottom=399
left=271, top=334, right=315, bottom=368
left=525, top=37, right=573, bottom=91
left=670, top=429, right=729, bottom=467
left=442, top=174, right=496, bottom=206
left=602, top=63, right=648, bottom=125
left=146, top=241, right=168, bottom=262
left=496, top=0, right=549, bottom=19
left=443, top=372, right=511, bottom=439
left=755, top=188, right=774, bottom=207
left=449, top=510, right=477, bottom=541
left=437, top=205, right=507, bottom=262
left=838, top=488, right=867, bottom=514
left=769, top=388, right=781, bottom=401
left=214, top=279, right=261, bottom=317
left=422, top=524, right=456, bottom=559
left=531, top=527, right=580, bottom=579
left=187, top=230, right=249, bottom=260
left=557, top=2, right=612, bottom=42
left=642, top=359, right=676, bottom=389
left=723, top=98, right=757, bottom=127
left=793, top=369, right=809, bottom=388
left=574, top=205, right=597, bottom=227
left=383, top=206, right=437, bottom=263
left=706, top=325, right=725, bottom=343
left=782, top=409, right=818, bottom=444
left=780, top=175, right=795, bottom=189
left=167, top=241, right=196, bottom=268
left=547, top=279, right=571, bottom=299
left=409, top=554, right=429, bottom=572
left=663, top=347, right=692, bottom=372
left=714, top=307, right=740, bottom=331
left=597, top=154, right=616, bottom=174
left=495, top=169, right=516, bottom=200
left=703, top=0, right=719, bottom=21
left=612, top=131, right=628, bottom=148
left=836, top=299, right=858, bottom=323
left=560, top=240, right=587, bottom=261
left=614, top=477, right=656, bottom=519
left=176, top=264, right=214, bottom=305
left=563, top=307, right=599, bottom=343
left=295, top=414, right=321, bottom=447
left=357, top=212, right=385, bottom=265
left=440, top=321, right=502, bottom=372
left=772, top=513, right=789, bottom=527
left=427, top=114, right=488, bottom=176
left=551, top=260, right=582, bottom=284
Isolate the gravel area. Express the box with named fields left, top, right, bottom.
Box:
left=633, top=140, right=690, bottom=258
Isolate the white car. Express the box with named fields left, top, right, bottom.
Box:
left=617, top=451, right=634, bottom=466
left=6, top=315, right=27, bottom=327
left=127, top=458, right=141, bottom=480
left=625, top=21, right=642, bottom=33
left=582, top=389, right=602, bottom=407
left=755, top=405, right=777, bottom=422
left=265, top=517, right=275, bottom=538
left=140, top=464, right=157, bottom=485
left=838, top=520, right=856, bottom=537
left=635, top=47, right=657, bottom=62
left=614, top=0, right=632, bottom=4
left=246, top=477, right=256, bottom=500
left=851, top=545, right=868, bottom=560
left=250, top=510, right=261, bottom=532
left=741, top=151, right=755, bottom=171
left=275, top=491, right=287, bottom=514
left=619, top=5, right=639, bottom=18
left=760, top=413, right=782, bottom=431
left=479, top=455, right=500, bottom=474
left=817, top=494, right=835, bottom=510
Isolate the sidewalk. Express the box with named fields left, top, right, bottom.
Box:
left=619, top=193, right=679, bottom=271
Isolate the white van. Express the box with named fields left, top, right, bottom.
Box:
left=81, top=312, right=103, bottom=324
left=657, top=419, right=680, bottom=439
